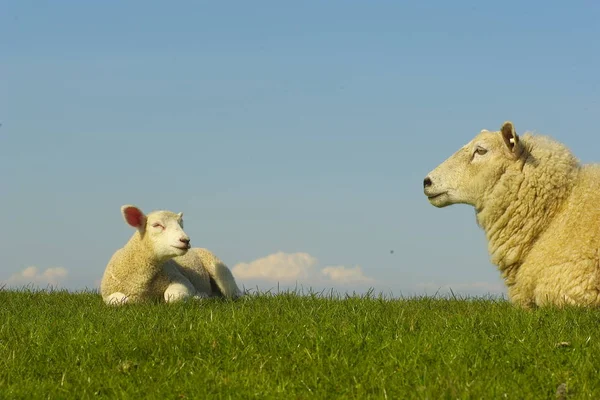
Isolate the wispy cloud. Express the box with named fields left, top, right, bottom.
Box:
left=232, top=251, right=374, bottom=287
left=2, top=266, right=69, bottom=288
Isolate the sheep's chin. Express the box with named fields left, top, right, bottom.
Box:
left=171, top=246, right=189, bottom=256
left=427, top=192, right=452, bottom=208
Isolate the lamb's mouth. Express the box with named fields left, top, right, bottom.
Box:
left=172, top=245, right=190, bottom=251
left=427, top=192, right=447, bottom=200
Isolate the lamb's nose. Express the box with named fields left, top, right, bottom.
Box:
left=180, top=238, right=190, bottom=247
left=423, top=177, right=432, bottom=188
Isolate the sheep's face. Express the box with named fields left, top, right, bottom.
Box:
left=423, top=121, right=523, bottom=210
left=121, top=205, right=191, bottom=260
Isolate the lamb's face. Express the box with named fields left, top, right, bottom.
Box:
left=145, top=210, right=191, bottom=260
left=121, top=205, right=191, bottom=260
left=423, top=121, right=523, bottom=210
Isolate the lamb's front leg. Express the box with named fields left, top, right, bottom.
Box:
left=164, top=281, right=195, bottom=303
left=163, top=261, right=204, bottom=303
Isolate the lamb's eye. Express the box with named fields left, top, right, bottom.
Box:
left=152, top=223, right=164, bottom=229
left=475, top=147, right=488, bottom=156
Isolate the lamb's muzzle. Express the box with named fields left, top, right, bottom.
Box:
left=179, top=237, right=191, bottom=249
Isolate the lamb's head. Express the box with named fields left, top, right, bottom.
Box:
left=423, top=121, right=525, bottom=209
left=121, top=205, right=191, bottom=260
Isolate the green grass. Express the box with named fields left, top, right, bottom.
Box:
left=1, top=288, right=600, bottom=399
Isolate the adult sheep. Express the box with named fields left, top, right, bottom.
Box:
left=423, top=121, right=600, bottom=308
left=100, top=205, right=243, bottom=305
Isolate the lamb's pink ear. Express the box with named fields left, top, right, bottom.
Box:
left=501, top=121, right=521, bottom=155
left=121, top=205, right=147, bottom=231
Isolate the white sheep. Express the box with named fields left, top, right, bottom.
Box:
left=423, top=121, right=600, bottom=308
left=100, top=205, right=243, bottom=305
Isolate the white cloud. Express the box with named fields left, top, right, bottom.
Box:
left=321, top=265, right=375, bottom=284
left=3, top=266, right=69, bottom=288
left=233, top=252, right=318, bottom=283
left=232, top=251, right=374, bottom=287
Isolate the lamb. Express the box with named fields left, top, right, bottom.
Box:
left=100, top=205, right=243, bottom=305
left=423, top=121, right=600, bottom=308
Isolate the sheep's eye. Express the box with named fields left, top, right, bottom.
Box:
left=152, top=223, right=164, bottom=229
left=475, top=147, right=488, bottom=156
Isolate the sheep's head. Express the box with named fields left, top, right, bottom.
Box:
left=121, top=205, right=191, bottom=260
left=423, top=121, right=524, bottom=210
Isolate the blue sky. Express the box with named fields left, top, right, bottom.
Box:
left=1, top=1, right=599, bottom=297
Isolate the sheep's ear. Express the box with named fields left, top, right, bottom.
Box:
left=501, top=121, right=521, bottom=155
left=177, top=212, right=183, bottom=218
left=121, top=205, right=147, bottom=231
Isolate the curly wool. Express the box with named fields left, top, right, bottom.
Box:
left=476, top=133, right=600, bottom=306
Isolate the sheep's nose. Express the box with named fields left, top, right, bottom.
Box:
left=423, top=177, right=432, bottom=188
left=180, top=237, right=190, bottom=247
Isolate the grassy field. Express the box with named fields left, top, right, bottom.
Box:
left=1, top=288, right=600, bottom=399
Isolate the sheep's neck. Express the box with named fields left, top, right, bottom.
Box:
left=476, top=156, right=577, bottom=285
left=124, top=232, right=164, bottom=280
